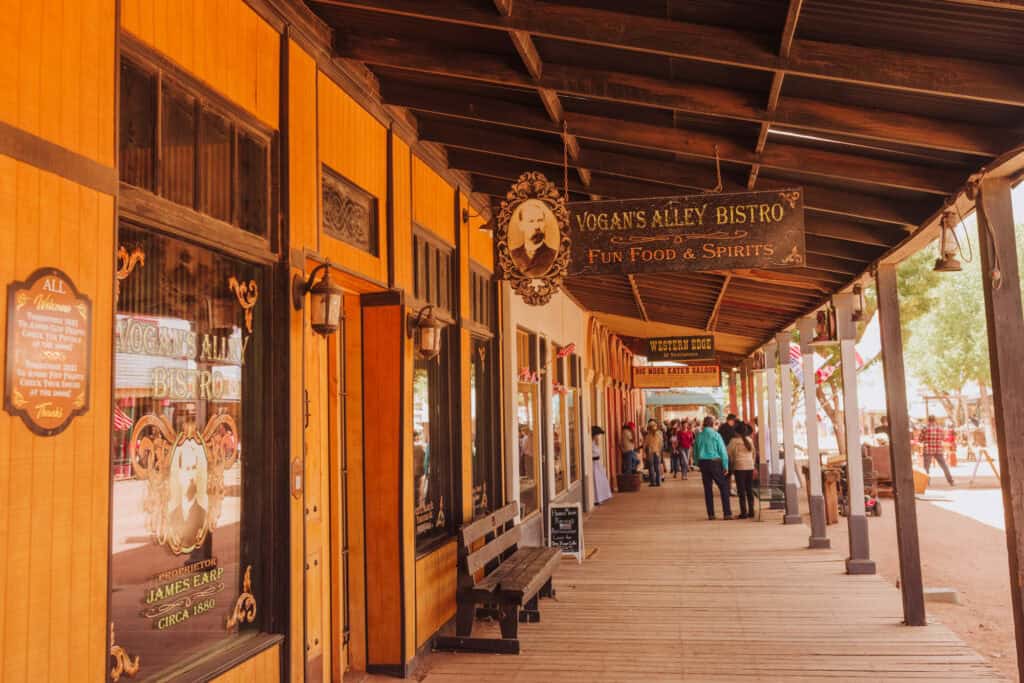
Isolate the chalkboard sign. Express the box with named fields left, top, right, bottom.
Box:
left=549, top=503, right=583, bottom=563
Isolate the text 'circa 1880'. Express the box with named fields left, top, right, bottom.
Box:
left=568, top=189, right=804, bottom=276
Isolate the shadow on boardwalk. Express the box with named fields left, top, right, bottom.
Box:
left=387, top=479, right=1002, bottom=682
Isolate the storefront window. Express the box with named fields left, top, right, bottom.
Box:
left=552, top=388, right=566, bottom=495
left=413, top=328, right=454, bottom=552
left=470, top=337, right=498, bottom=518
left=110, top=224, right=266, bottom=679
left=517, top=329, right=540, bottom=518
left=567, top=388, right=580, bottom=484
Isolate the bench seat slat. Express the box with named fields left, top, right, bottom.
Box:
left=460, top=502, right=519, bottom=548
left=466, top=524, right=521, bottom=575
left=474, top=547, right=560, bottom=601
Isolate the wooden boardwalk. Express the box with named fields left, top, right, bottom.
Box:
left=407, top=478, right=1002, bottom=682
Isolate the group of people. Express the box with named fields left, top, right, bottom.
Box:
left=619, top=414, right=761, bottom=520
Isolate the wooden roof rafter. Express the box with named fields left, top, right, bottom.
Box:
left=315, top=0, right=1024, bottom=104
left=306, top=0, right=1024, bottom=359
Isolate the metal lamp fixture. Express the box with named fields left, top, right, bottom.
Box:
left=409, top=305, right=445, bottom=360
left=292, top=263, right=344, bottom=336
left=934, top=210, right=963, bottom=273
left=851, top=285, right=866, bottom=322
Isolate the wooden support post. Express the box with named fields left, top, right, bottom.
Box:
left=746, top=363, right=755, bottom=425
left=976, top=176, right=1024, bottom=680
left=755, top=366, right=769, bottom=485
left=834, top=292, right=876, bottom=575
left=728, top=369, right=738, bottom=416
left=776, top=332, right=801, bottom=524
left=798, top=316, right=830, bottom=548
left=875, top=263, right=925, bottom=624
left=765, top=340, right=780, bottom=479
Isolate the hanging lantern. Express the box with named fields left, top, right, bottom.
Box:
left=851, top=285, right=866, bottom=322
left=409, top=305, right=445, bottom=361
left=292, top=263, right=344, bottom=336
left=934, top=210, right=963, bottom=272
left=810, top=306, right=838, bottom=345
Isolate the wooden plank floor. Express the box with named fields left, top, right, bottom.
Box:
left=406, top=478, right=1003, bottom=682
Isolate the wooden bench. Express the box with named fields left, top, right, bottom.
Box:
left=433, top=501, right=561, bottom=655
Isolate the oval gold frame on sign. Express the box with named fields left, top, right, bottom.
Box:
left=496, top=171, right=571, bottom=306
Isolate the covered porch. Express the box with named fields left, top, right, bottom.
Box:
left=397, top=481, right=1000, bottom=682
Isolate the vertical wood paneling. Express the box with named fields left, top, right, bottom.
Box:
left=461, top=327, right=474, bottom=522
left=469, top=211, right=493, bottom=272
left=120, top=0, right=279, bottom=128
left=415, top=542, right=457, bottom=649
left=288, top=268, right=304, bottom=683
left=0, top=156, right=114, bottom=683
left=0, top=0, right=115, bottom=165
left=362, top=304, right=404, bottom=666
left=343, top=295, right=368, bottom=672
left=210, top=642, right=281, bottom=683
left=392, top=138, right=413, bottom=291
left=287, top=40, right=318, bottom=252
left=317, top=73, right=388, bottom=283
left=412, top=158, right=455, bottom=244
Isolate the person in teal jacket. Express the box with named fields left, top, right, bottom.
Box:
left=695, top=416, right=733, bottom=519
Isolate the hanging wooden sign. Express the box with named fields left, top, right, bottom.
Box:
left=634, top=364, right=721, bottom=389
left=494, top=172, right=572, bottom=306
left=5, top=268, right=92, bottom=436
left=567, top=188, right=804, bottom=276
left=646, top=335, right=715, bottom=362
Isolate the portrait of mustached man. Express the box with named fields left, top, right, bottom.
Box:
left=509, top=199, right=559, bottom=277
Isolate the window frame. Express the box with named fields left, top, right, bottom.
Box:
left=109, top=218, right=288, bottom=681
left=118, top=38, right=278, bottom=263
left=516, top=328, right=542, bottom=520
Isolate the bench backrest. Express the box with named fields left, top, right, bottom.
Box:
left=460, top=501, right=520, bottom=580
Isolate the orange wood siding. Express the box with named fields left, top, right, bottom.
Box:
left=466, top=196, right=494, bottom=273
left=303, top=298, right=332, bottom=682
left=342, top=294, right=368, bottom=672
left=210, top=642, right=281, bottom=683
left=287, top=267, right=305, bottom=682
left=402, top=333, right=416, bottom=663
left=392, top=138, right=413, bottom=292
left=0, top=0, right=116, bottom=165
left=317, top=74, right=388, bottom=283
left=287, top=40, right=318, bottom=252
left=120, top=0, right=279, bottom=129
left=362, top=303, right=405, bottom=666
left=0, top=156, right=115, bottom=683
left=415, top=541, right=458, bottom=649
left=411, top=157, right=454, bottom=245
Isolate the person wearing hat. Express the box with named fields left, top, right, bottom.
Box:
left=591, top=425, right=613, bottom=505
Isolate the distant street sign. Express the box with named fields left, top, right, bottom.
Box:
left=646, top=335, right=715, bottom=362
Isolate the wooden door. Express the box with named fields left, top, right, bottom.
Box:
left=303, top=314, right=332, bottom=681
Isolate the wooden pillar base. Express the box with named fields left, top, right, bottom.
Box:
left=846, top=514, right=875, bottom=575
left=808, top=495, right=829, bottom=548
left=784, top=482, right=801, bottom=524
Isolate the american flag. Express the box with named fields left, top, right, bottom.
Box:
left=113, top=406, right=133, bottom=431
left=789, top=343, right=803, bottom=383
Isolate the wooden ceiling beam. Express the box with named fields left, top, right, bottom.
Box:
left=805, top=234, right=887, bottom=262
left=423, top=121, right=931, bottom=226
left=627, top=275, right=649, bottom=322
left=565, top=112, right=963, bottom=195
left=319, top=0, right=1024, bottom=105
left=360, top=43, right=1007, bottom=156
left=804, top=214, right=906, bottom=247
left=379, top=79, right=967, bottom=193
left=707, top=274, right=732, bottom=331
left=489, top=0, right=595, bottom=195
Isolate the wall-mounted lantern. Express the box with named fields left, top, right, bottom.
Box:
left=851, top=284, right=866, bottom=322
left=292, top=263, right=343, bottom=336
left=408, top=305, right=445, bottom=360
left=934, top=210, right=963, bottom=273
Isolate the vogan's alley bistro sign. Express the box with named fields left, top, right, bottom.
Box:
left=494, top=172, right=805, bottom=305
left=568, top=189, right=805, bottom=276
